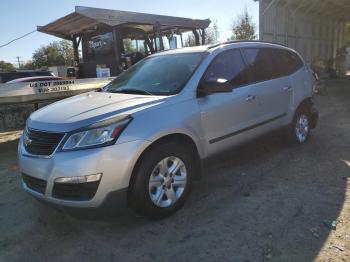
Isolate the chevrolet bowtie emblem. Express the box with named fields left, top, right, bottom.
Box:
left=24, top=138, right=32, bottom=147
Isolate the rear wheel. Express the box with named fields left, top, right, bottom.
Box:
left=287, top=107, right=311, bottom=145
left=129, top=142, right=194, bottom=219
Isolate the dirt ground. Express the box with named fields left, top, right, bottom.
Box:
left=0, top=80, right=349, bottom=262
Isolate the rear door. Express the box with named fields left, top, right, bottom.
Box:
left=243, top=47, right=292, bottom=126
left=197, top=49, right=258, bottom=152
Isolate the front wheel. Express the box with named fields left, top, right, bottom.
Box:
left=129, top=142, right=194, bottom=219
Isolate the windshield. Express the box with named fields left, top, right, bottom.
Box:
left=103, top=52, right=207, bottom=95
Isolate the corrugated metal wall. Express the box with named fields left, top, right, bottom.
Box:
left=259, top=0, right=346, bottom=63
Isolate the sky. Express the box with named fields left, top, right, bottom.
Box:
left=0, top=0, right=259, bottom=65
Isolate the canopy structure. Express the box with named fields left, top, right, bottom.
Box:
left=257, top=0, right=350, bottom=62
left=37, top=6, right=211, bottom=40
left=37, top=6, right=211, bottom=77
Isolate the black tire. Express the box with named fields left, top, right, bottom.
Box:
left=287, top=106, right=311, bottom=145
left=129, top=141, right=194, bottom=219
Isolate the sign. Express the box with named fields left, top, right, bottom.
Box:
left=0, top=77, right=115, bottom=105
left=88, top=32, right=113, bottom=55
left=29, top=80, right=75, bottom=93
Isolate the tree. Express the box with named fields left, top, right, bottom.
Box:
left=183, top=20, right=220, bottom=47
left=229, top=8, right=256, bottom=41
left=123, top=39, right=137, bottom=53
left=0, top=60, right=15, bottom=71
left=184, top=20, right=220, bottom=47
left=205, top=20, right=220, bottom=44
left=32, top=40, right=74, bottom=68
left=183, top=33, right=196, bottom=47
left=22, top=61, right=35, bottom=70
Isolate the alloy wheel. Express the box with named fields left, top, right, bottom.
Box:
left=148, top=156, right=187, bottom=208
left=295, top=114, right=309, bottom=143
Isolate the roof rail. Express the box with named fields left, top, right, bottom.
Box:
left=207, top=40, right=288, bottom=49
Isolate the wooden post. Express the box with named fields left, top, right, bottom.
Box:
left=201, top=29, right=206, bottom=45
left=180, top=33, right=184, bottom=47
left=72, top=37, right=80, bottom=65
left=112, top=29, right=122, bottom=74
left=192, top=29, right=200, bottom=46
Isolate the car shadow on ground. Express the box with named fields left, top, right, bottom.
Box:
left=1, top=80, right=349, bottom=261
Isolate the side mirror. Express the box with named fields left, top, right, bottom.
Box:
left=197, top=78, right=232, bottom=97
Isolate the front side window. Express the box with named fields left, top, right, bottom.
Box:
left=203, top=49, right=250, bottom=87
left=104, top=52, right=207, bottom=95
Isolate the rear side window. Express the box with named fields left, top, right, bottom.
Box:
left=203, top=49, right=249, bottom=88
left=244, top=48, right=304, bottom=83
left=243, top=48, right=276, bottom=83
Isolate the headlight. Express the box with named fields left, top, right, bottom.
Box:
left=60, top=115, right=132, bottom=151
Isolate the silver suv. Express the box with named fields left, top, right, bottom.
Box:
left=19, top=41, right=318, bottom=218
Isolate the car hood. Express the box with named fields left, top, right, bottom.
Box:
left=28, top=91, right=167, bottom=132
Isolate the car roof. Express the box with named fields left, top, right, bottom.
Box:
left=153, top=41, right=292, bottom=56
left=152, top=45, right=211, bottom=56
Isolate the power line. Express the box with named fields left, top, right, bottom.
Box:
left=0, top=30, right=36, bottom=48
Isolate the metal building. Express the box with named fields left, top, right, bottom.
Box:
left=258, top=0, right=350, bottom=63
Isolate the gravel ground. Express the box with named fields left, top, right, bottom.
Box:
left=0, top=80, right=349, bottom=262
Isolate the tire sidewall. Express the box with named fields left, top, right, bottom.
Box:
left=130, top=142, right=194, bottom=219
left=291, top=108, right=311, bottom=144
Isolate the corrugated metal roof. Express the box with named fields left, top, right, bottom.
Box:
left=37, top=6, right=211, bottom=39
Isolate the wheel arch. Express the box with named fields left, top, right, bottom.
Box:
left=127, top=133, right=202, bottom=203
left=296, top=97, right=313, bottom=113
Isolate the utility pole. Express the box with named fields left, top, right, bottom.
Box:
left=15, top=56, right=23, bottom=69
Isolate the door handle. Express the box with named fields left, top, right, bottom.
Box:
left=283, top=85, right=292, bottom=91
left=245, top=95, right=256, bottom=102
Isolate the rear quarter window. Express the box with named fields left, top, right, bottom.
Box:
left=274, top=49, right=304, bottom=76
left=286, top=50, right=304, bottom=73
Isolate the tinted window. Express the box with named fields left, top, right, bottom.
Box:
left=204, top=49, right=249, bottom=87
left=285, top=50, right=304, bottom=74
left=244, top=48, right=277, bottom=83
left=273, top=49, right=304, bottom=77
left=244, top=48, right=304, bottom=82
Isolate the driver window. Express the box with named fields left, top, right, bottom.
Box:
left=204, top=49, right=249, bottom=88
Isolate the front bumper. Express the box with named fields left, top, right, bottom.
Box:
left=18, top=138, right=151, bottom=208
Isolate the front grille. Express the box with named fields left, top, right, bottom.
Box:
left=24, top=128, right=64, bottom=156
left=22, top=173, right=47, bottom=194
left=52, top=181, right=100, bottom=201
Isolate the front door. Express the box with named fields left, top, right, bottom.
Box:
left=197, top=49, right=258, bottom=154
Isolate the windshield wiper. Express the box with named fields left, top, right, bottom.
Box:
left=109, top=89, right=154, bottom=95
